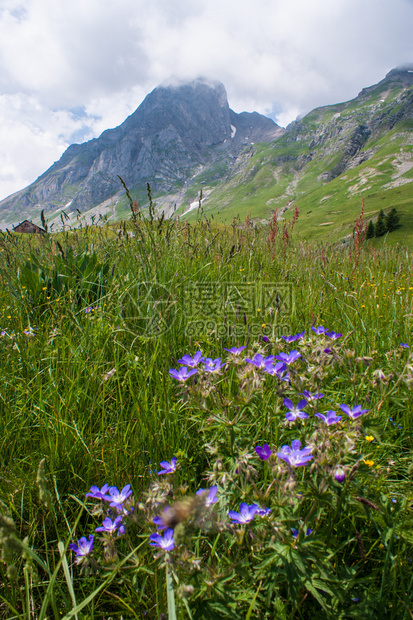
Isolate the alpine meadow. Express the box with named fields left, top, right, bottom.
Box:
left=0, top=66, right=413, bottom=620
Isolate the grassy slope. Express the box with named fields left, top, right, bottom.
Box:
left=181, top=85, right=413, bottom=245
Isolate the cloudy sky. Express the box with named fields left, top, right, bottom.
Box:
left=0, top=0, right=412, bottom=202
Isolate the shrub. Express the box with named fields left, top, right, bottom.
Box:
left=375, top=210, right=387, bottom=237
left=385, top=207, right=401, bottom=232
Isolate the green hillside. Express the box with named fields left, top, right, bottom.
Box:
left=176, top=70, right=413, bottom=246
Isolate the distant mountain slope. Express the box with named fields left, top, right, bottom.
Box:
left=0, top=79, right=283, bottom=228
left=188, top=65, right=413, bottom=243
left=0, top=67, right=412, bottom=239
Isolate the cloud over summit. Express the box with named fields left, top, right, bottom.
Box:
left=0, top=0, right=412, bottom=200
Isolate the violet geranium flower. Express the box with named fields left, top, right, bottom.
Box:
left=255, top=444, right=273, bottom=460
left=228, top=503, right=259, bottom=524
left=311, top=325, right=329, bottom=335
left=196, top=486, right=218, bottom=506
left=177, top=351, right=204, bottom=367
left=283, top=398, right=308, bottom=421
left=223, top=346, right=246, bottom=355
left=263, top=361, right=287, bottom=378
left=106, top=485, right=133, bottom=507
left=256, top=507, right=271, bottom=517
left=326, top=331, right=343, bottom=340
left=291, top=527, right=313, bottom=538
left=95, top=516, right=125, bottom=535
left=149, top=528, right=175, bottom=551
left=69, top=535, right=94, bottom=562
left=281, top=331, right=305, bottom=343
left=301, top=390, right=324, bottom=402
left=339, top=404, right=369, bottom=420
left=153, top=515, right=167, bottom=530
left=275, top=350, right=301, bottom=365
left=276, top=439, right=313, bottom=467
left=245, top=353, right=275, bottom=369
left=85, top=484, right=110, bottom=500
left=315, top=410, right=342, bottom=425
left=157, top=457, right=177, bottom=475
left=169, top=366, right=197, bottom=382
left=203, top=357, right=225, bottom=373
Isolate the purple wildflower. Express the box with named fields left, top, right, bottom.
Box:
left=339, top=404, right=369, bottom=420
left=326, top=331, right=343, bottom=340
left=106, top=485, right=132, bottom=507
left=281, top=331, right=305, bottom=343
left=291, top=527, right=313, bottom=538
left=256, top=507, right=271, bottom=517
left=169, top=366, right=197, bottom=382
left=315, top=410, right=342, bottom=425
left=311, top=326, right=328, bottom=335
left=262, top=335, right=270, bottom=343
left=69, top=535, right=94, bottom=562
left=263, top=361, right=288, bottom=378
left=157, top=457, right=177, bottom=475
left=301, top=390, right=324, bottom=401
left=223, top=346, right=246, bottom=355
left=245, top=353, right=275, bottom=369
left=283, top=398, right=308, bottom=421
left=196, top=486, right=218, bottom=506
left=400, top=342, right=410, bottom=348
left=177, top=351, right=204, bottom=367
left=149, top=528, right=175, bottom=551
left=255, top=444, right=273, bottom=460
left=153, top=509, right=168, bottom=530
left=95, top=516, right=125, bottom=535
left=274, top=364, right=290, bottom=382
left=275, top=350, right=301, bottom=365
left=276, top=439, right=313, bottom=467
left=228, top=503, right=259, bottom=524
left=203, top=357, right=225, bottom=373
left=85, top=484, right=110, bottom=500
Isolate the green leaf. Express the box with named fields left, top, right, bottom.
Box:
left=166, top=563, right=177, bottom=620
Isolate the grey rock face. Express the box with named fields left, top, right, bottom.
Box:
left=0, top=79, right=282, bottom=217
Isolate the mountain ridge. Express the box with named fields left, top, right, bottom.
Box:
left=0, top=68, right=412, bottom=236
left=0, top=78, right=283, bottom=227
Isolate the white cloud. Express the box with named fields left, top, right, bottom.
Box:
left=0, top=0, right=412, bottom=200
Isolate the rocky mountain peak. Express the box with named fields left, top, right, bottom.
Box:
left=126, top=78, right=233, bottom=152
left=0, top=79, right=282, bottom=221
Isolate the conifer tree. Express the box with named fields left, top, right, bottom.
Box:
left=366, top=220, right=375, bottom=239
left=375, top=209, right=387, bottom=237
left=385, top=208, right=400, bottom=232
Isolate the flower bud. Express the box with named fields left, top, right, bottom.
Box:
left=372, top=369, right=386, bottom=381
left=334, top=467, right=346, bottom=483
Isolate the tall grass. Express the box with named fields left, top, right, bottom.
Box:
left=0, top=212, right=412, bottom=617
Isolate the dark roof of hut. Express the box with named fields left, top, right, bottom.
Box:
left=13, top=220, right=45, bottom=234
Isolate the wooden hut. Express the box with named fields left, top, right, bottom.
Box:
left=13, top=220, right=45, bottom=234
